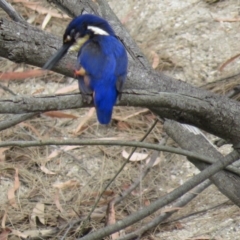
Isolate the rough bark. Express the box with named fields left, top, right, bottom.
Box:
left=1, top=18, right=240, bottom=145
left=164, top=120, right=240, bottom=206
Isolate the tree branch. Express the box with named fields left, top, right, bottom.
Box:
left=84, top=119, right=159, bottom=225
left=0, top=75, right=37, bottom=131
left=1, top=17, right=240, bottom=145
left=0, top=138, right=239, bottom=176
left=118, top=180, right=211, bottom=240
left=119, top=118, right=240, bottom=237
left=1, top=0, right=240, bottom=200
left=77, top=150, right=239, bottom=240
left=114, top=147, right=163, bottom=206
left=164, top=120, right=240, bottom=206
left=0, top=1, right=240, bottom=237
left=0, top=0, right=24, bottom=23
left=0, top=113, right=38, bottom=131
left=0, top=139, right=221, bottom=162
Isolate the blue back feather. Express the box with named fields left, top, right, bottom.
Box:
left=67, top=15, right=128, bottom=124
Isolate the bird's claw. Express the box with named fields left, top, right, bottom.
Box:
left=74, top=67, right=86, bottom=77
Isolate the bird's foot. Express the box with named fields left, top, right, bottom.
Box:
left=74, top=67, right=86, bottom=77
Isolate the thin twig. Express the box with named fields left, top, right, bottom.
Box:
left=118, top=180, right=212, bottom=240
left=0, top=113, right=38, bottom=131
left=60, top=119, right=159, bottom=238
left=0, top=138, right=240, bottom=176
left=104, top=136, right=164, bottom=209
left=58, top=141, right=162, bottom=239
left=0, top=0, right=25, bottom=23
left=77, top=150, right=239, bottom=240
left=85, top=119, right=159, bottom=221
left=2, top=3, right=240, bottom=145
left=100, top=150, right=160, bottom=210
left=114, top=141, right=166, bottom=206
left=163, top=200, right=229, bottom=225
left=60, top=222, right=75, bottom=240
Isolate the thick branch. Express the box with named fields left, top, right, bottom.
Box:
left=164, top=120, right=240, bottom=206
left=0, top=93, right=85, bottom=113
left=1, top=18, right=240, bottom=144
left=0, top=91, right=222, bottom=113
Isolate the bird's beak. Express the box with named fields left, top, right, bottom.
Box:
left=43, top=43, right=71, bottom=70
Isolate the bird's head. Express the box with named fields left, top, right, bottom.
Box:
left=43, top=14, right=115, bottom=70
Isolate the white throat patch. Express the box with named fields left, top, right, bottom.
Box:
left=87, top=26, right=109, bottom=36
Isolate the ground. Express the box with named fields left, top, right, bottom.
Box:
left=0, top=0, right=240, bottom=239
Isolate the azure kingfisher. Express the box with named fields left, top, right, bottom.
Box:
left=43, top=14, right=128, bottom=124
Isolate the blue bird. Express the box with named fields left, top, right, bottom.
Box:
left=43, top=14, right=128, bottom=124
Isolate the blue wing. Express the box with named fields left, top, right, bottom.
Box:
left=77, top=36, right=128, bottom=124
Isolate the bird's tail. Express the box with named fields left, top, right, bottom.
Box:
left=94, top=86, right=118, bottom=124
